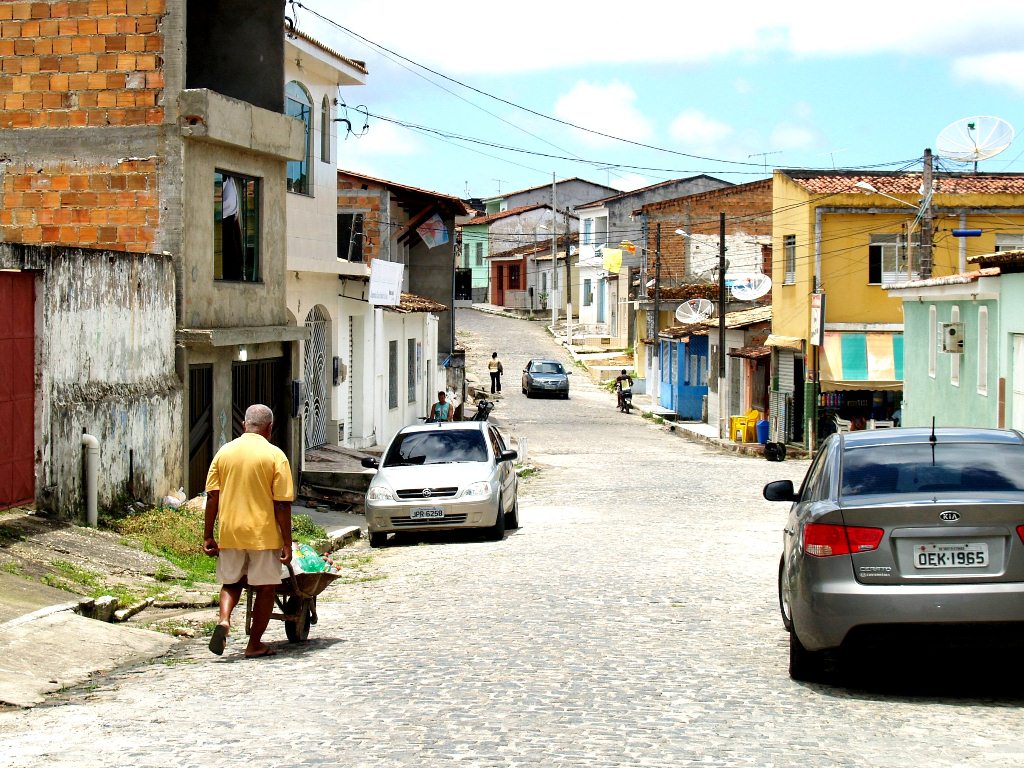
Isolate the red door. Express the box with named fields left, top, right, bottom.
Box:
left=0, top=272, right=35, bottom=509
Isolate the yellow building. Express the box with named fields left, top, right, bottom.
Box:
left=770, top=168, right=1024, bottom=449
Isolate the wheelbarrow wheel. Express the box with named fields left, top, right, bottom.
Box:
left=284, top=595, right=312, bottom=643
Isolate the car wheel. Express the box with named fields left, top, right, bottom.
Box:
left=506, top=497, right=520, bottom=529
left=369, top=531, right=389, bottom=548
left=485, top=498, right=506, bottom=541
left=789, top=630, right=826, bottom=682
left=778, top=557, right=793, bottom=632
left=525, top=386, right=533, bottom=398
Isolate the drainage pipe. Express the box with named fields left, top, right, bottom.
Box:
left=81, top=433, right=99, bottom=527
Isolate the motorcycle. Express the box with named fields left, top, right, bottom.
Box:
left=617, top=387, right=633, bottom=414
left=471, top=398, right=494, bottom=421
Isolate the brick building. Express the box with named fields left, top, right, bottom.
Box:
left=0, top=0, right=306, bottom=513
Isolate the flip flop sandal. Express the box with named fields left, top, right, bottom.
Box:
left=208, top=624, right=228, bottom=656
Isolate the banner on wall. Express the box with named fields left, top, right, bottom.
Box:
left=368, top=258, right=404, bottom=306
left=417, top=214, right=450, bottom=249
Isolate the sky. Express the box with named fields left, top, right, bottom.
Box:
left=292, top=0, right=1024, bottom=202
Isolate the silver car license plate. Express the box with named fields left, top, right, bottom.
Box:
left=411, top=507, right=444, bottom=520
left=914, top=542, right=988, bottom=568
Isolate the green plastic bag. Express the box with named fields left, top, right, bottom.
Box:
left=291, top=543, right=327, bottom=574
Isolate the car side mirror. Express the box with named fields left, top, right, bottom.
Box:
left=360, top=456, right=379, bottom=469
left=763, top=479, right=797, bottom=502
left=499, top=449, right=518, bottom=463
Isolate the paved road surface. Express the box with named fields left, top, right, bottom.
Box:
left=2, top=310, right=1024, bottom=767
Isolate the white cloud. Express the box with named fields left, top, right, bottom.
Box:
left=669, top=110, right=735, bottom=155
left=769, top=123, right=819, bottom=151
left=339, top=118, right=419, bottom=164
left=554, top=81, right=653, bottom=146
left=608, top=173, right=649, bottom=192
left=953, top=52, right=1024, bottom=93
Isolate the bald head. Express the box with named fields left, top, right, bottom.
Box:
left=243, top=404, right=274, bottom=435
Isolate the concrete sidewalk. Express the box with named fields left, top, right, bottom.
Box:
left=0, top=503, right=365, bottom=708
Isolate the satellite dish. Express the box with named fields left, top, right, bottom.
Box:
left=675, top=298, right=715, bottom=323
left=731, top=273, right=772, bottom=301
left=936, top=116, right=1015, bottom=170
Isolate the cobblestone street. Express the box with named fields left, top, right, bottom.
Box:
left=3, top=310, right=1024, bottom=767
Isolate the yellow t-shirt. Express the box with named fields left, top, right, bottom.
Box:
left=205, top=432, right=294, bottom=550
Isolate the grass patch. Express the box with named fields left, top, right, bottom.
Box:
left=293, top=514, right=327, bottom=541
left=1, top=561, right=23, bottom=576
left=51, top=559, right=103, bottom=589
left=517, top=467, right=538, bottom=478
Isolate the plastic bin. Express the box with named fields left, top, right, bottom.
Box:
left=756, top=419, right=770, bottom=445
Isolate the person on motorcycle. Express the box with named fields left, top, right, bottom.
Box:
left=614, top=369, right=634, bottom=409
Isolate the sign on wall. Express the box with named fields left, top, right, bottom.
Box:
left=368, top=258, right=404, bottom=306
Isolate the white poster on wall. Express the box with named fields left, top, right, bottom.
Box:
left=368, top=258, right=404, bottom=306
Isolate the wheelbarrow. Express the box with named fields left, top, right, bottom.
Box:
left=244, top=562, right=339, bottom=643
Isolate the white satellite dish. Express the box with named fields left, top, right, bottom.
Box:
left=936, top=116, right=1015, bottom=170
left=675, top=298, right=715, bottom=323
left=731, top=273, right=773, bottom=301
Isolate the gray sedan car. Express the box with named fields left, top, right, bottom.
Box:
left=764, top=427, right=1024, bottom=681
left=522, top=358, right=571, bottom=399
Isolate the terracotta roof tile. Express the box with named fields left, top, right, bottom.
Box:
left=384, top=293, right=448, bottom=314
left=782, top=169, right=1024, bottom=196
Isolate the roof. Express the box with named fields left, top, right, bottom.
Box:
left=728, top=345, right=771, bottom=359
left=466, top=203, right=566, bottom=227
left=337, top=170, right=468, bottom=214
left=575, top=175, right=732, bottom=210
left=482, top=177, right=618, bottom=203
left=658, top=306, right=771, bottom=339
left=884, top=267, right=1001, bottom=290
left=490, top=233, right=577, bottom=259
left=384, top=293, right=449, bottom=314
left=968, top=249, right=1024, bottom=268
left=780, top=169, right=1024, bottom=196
left=287, top=28, right=368, bottom=75
left=638, top=178, right=772, bottom=216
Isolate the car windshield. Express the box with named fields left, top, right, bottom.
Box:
left=841, top=443, right=1024, bottom=497
left=383, top=430, right=488, bottom=467
left=533, top=362, right=564, bottom=374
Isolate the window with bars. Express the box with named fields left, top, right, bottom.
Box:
left=869, top=233, right=920, bottom=285
left=784, top=234, right=796, bottom=284
left=407, top=338, right=416, bottom=403
left=475, top=242, right=483, bottom=266
left=389, top=340, right=398, bottom=409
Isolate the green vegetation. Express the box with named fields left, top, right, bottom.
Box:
left=1, top=561, right=23, bottom=576
left=292, top=514, right=328, bottom=541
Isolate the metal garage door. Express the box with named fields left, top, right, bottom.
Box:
left=0, top=272, right=35, bottom=509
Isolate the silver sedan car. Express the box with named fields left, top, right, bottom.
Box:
left=522, top=358, right=571, bottom=399
left=361, top=421, right=518, bottom=547
left=764, top=427, right=1024, bottom=681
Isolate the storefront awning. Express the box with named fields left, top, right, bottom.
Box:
left=729, top=345, right=771, bottom=360
left=819, top=332, right=903, bottom=392
left=765, top=334, right=803, bottom=350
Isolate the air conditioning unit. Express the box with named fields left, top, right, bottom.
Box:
left=941, top=322, right=965, bottom=354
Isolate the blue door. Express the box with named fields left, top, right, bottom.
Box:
left=674, top=336, right=709, bottom=420
left=659, top=340, right=674, bottom=410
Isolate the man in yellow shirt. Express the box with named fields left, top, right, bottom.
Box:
left=203, top=404, right=294, bottom=658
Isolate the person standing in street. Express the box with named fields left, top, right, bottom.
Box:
left=203, top=404, right=294, bottom=658
left=427, top=390, right=453, bottom=422
left=488, top=351, right=503, bottom=394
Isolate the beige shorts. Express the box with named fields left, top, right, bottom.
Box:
left=216, top=548, right=283, bottom=586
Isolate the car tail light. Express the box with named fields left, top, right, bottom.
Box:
left=1017, top=525, right=1024, bottom=544
left=803, top=523, right=884, bottom=557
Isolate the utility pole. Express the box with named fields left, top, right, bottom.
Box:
left=651, top=223, right=661, bottom=403
left=718, top=212, right=727, bottom=438
left=564, top=208, right=573, bottom=346
left=920, top=148, right=934, bottom=279
left=551, top=173, right=557, bottom=329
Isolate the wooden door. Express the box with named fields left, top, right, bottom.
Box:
left=0, top=272, right=35, bottom=509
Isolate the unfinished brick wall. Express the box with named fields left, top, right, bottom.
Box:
left=642, top=179, right=772, bottom=283
left=337, top=177, right=382, bottom=263
left=0, top=158, right=159, bottom=251
left=0, top=0, right=166, bottom=129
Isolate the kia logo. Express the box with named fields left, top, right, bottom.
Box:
left=939, top=510, right=960, bottom=522
left=422, top=489, right=432, bottom=498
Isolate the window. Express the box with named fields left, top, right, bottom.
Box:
left=995, top=234, right=1024, bottom=252
left=583, top=216, right=608, bottom=246
left=285, top=81, right=312, bottom=194
left=869, top=233, right=919, bottom=285
left=582, top=218, right=593, bottom=245
left=978, top=306, right=989, bottom=395
left=320, top=95, right=331, bottom=163
left=784, top=234, right=796, bottom=284
left=475, top=242, right=483, bottom=266
left=463, top=242, right=470, bottom=267
left=337, top=212, right=364, bottom=262
left=407, top=339, right=416, bottom=403
left=509, top=264, right=521, bottom=289
left=541, top=271, right=547, bottom=292
left=214, top=170, right=260, bottom=282
left=928, top=305, right=937, bottom=378
left=388, top=340, right=398, bottom=409
left=950, top=305, right=960, bottom=387
left=583, top=278, right=593, bottom=307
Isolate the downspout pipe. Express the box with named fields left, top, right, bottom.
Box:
left=81, top=433, right=99, bottom=527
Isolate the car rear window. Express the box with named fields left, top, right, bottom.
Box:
left=383, top=430, right=488, bottom=467
left=841, top=442, right=1024, bottom=497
